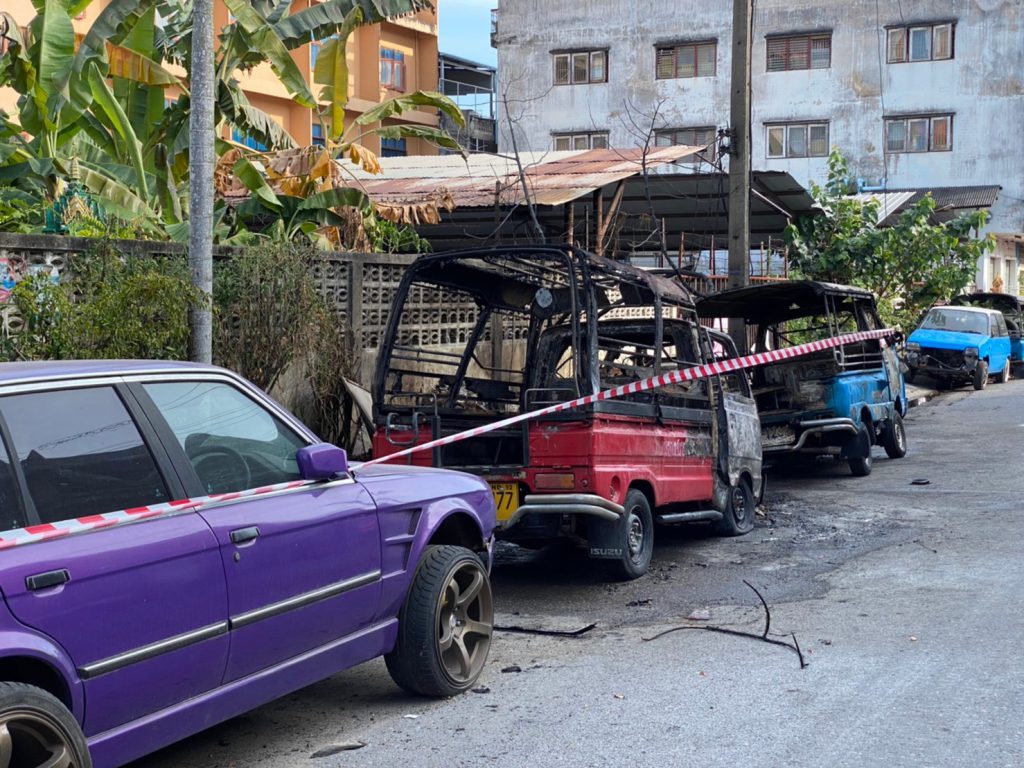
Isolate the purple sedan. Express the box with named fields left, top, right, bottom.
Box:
left=0, top=361, right=496, bottom=768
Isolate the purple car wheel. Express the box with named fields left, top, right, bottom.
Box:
left=0, top=683, right=91, bottom=768
left=386, top=545, right=493, bottom=697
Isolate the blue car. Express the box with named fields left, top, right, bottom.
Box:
left=698, top=281, right=907, bottom=477
left=905, top=305, right=1012, bottom=390
left=950, top=293, right=1024, bottom=376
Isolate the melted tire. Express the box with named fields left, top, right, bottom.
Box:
left=715, top=477, right=756, bottom=537
left=385, top=545, right=493, bottom=698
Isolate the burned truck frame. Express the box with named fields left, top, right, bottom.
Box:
left=698, top=281, right=907, bottom=477
left=371, top=246, right=762, bottom=579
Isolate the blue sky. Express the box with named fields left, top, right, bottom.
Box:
left=439, top=0, right=497, bottom=66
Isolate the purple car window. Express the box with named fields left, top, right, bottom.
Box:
left=0, top=435, right=25, bottom=532
left=143, top=381, right=305, bottom=495
left=0, top=387, right=170, bottom=523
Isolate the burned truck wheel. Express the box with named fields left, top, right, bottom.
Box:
left=610, top=489, right=654, bottom=580
left=848, top=423, right=874, bottom=477
left=882, top=412, right=908, bottom=459
left=715, top=477, right=755, bottom=537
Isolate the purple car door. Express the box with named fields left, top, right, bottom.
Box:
left=0, top=385, right=229, bottom=735
left=138, top=379, right=382, bottom=681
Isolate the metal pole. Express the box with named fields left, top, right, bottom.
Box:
left=188, top=0, right=215, bottom=363
left=727, top=0, right=753, bottom=351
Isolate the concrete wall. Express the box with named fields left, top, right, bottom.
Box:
left=495, top=0, right=1024, bottom=290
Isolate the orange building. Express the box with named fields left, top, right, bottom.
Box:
left=0, top=0, right=440, bottom=157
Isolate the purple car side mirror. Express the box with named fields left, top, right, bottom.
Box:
left=296, top=443, right=349, bottom=480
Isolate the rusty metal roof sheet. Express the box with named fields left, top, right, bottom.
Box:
left=337, top=146, right=706, bottom=209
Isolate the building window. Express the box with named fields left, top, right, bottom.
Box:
left=655, top=126, right=717, bottom=163
left=766, top=34, right=831, bottom=72
left=312, top=123, right=326, bottom=148
left=885, top=114, right=952, bottom=153
left=887, top=23, right=953, bottom=63
left=231, top=128, right=268, bottom=152
left=655, top=41, right=716, bottom=79
left=553, top=50, right=608, bottom=85
left=552, top=132, right=609, bottom=151
left=381, top=137, right=407, bottom=157
left=380, top=47, right=406, bottom=90
left=766, top=122, right=829, bottom=158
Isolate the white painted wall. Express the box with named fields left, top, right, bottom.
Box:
left=495, top=0, right=1024, bottom=289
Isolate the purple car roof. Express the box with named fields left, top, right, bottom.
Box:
left=0, top=359, right=218, bottom=385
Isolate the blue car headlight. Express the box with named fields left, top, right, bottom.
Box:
left=906, top=342, right=921, bottom=352
left=964, top=347, right=979, bottom=359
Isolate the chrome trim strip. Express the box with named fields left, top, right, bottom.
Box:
left=230, top=570, right=382, bottom=630
left=80, top=621, right=228, bottom=679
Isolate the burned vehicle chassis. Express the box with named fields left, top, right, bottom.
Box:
left=372, top=246, right=763, bottom=578
left=698, top=281, right=907, bottom=477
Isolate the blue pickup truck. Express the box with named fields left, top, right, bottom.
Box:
left=905, top=305, right=1012, bottom=390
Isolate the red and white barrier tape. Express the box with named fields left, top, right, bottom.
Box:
left=0, top=328, right=896, bottom=552
left=0, top=479, right=314, bottom=551
left=362, top=328, right=899, bottom=467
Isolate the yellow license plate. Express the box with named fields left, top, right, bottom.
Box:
left=490, top=482, right=520, bottom=522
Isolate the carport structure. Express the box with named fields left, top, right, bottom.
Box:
left=335, top=147, right=816, bottom=278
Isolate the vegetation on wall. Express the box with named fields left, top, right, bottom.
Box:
left=786, top=149, right=996, bottom=330
left=1, top=241, right=198, bottom=360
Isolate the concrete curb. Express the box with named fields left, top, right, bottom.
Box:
left=906, top=386, right=939, bottom=408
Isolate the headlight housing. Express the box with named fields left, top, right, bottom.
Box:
left=964, top=347, right=980, bottom=359
left=906, top=342, right=921, bottom=352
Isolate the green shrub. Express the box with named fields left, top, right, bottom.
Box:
left=1, top=240, right=197, bottom=361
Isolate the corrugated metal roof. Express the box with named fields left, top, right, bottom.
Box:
left=850, top=185, right=1001, bottom=223
left=336, top=146, right=707, bottom=208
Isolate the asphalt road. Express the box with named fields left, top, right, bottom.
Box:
left=132, top=381, right=1024, bottom=768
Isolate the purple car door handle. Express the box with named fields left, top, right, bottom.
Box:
left=229, top=527, right=260, bottom=545
left=26, top=569, right=71, bottom=591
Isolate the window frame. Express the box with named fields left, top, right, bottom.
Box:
left=886, top=22, right=955, bottom=63
left=654, top=126, right=718, bottom=163
left=553, top=49, right=610, bottom=85
left=380, top=46, right=407, bottom=91
left=654, top=40, right=717, bottom=80
left=884, top=114, right=953, bottom=153
left=765, top=121, right=829, bottom=159
left=765, top=33, right=832, bottom=72
left=552, top=131, right=610, bottom=151
left=0, top=383, right=184, bottom=527
left=127, top=374, right=319, bottom=500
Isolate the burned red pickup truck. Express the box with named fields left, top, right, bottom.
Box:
left=371, top=247, right=762, bottom=579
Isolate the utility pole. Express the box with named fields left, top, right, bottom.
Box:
left=727, top=0, right=753, bottom=352
left=188, top=0, right=215, bottom=363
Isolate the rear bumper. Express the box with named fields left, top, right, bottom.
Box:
left=500, top=493, right=624, bottom=529
left=764, top=417, right=859, bottom=454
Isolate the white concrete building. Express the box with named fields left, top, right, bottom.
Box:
left=492, top=0, right=1024, bottom=290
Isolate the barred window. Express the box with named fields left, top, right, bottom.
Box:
left=553, top=50, right=608, bottom=85
left=766, top=34, right=832, bottom=72
left=885, top=114, right=952, bottom=153
left=887, top=23, right=954, bottom=63
left=655, top=41, right=717, bottom=80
